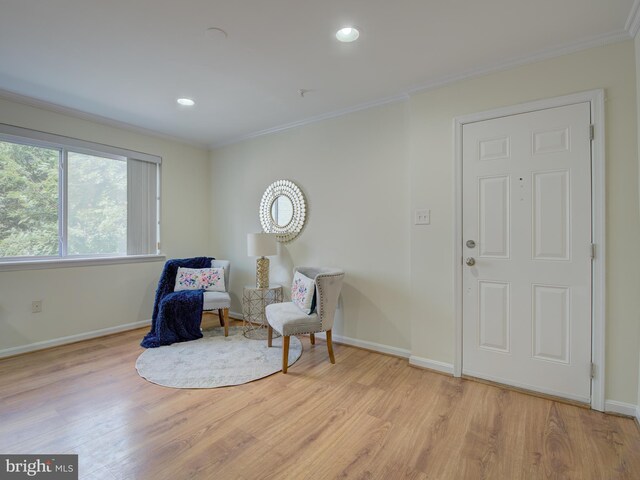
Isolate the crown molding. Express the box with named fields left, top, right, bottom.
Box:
left=405, top=29, right=631, bottom=96
left=625, top=0, right=640, bottom=37
left=0, top=88, right=208, bottom=150
left=210, top=92, right=410, bottom=149
left=213, top=29, right=630, bottom=150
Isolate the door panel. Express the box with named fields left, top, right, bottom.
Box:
left=533, top=170, right=570, bottom=260
left=478, top=281, right=510, bottom=353
left=532, top=284, right=570, bottom=364
left=462, top=102, right=592, bottom=403
left=478, top=176, right=510, bottom=258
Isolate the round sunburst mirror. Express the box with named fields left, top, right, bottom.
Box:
left=259, top=180, right=306, bottom=242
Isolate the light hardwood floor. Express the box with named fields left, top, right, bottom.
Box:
left=1, top=318, right=639, bottom=479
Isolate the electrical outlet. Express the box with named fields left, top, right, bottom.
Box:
left=415, top=209, right=431, bottom=225
left=32, top=300, right=42, bottom=313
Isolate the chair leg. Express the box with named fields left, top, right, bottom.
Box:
left=218, top=309, right=225, bottom=326
left=310, top=333, right=315, bottom=345
left=267, top=325, right=273, bottom=347
left=224, top=308, right=229, bottom=337
left=326, top=330, right=335, bottom=364
left=282, top=336, right=290, bottom=374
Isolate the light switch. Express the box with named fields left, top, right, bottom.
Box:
left=415, top=209, right=430, bottom=225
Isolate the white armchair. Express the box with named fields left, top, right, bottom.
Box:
left=202, top=259, right=231, bottom=336
left=265, top=266, right=345, bottom=373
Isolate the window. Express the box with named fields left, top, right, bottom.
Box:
left=67, top=151, right=127, bottom=256
left=0, top=124, right=160, bottom=263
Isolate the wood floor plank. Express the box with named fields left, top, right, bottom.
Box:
left=1, top=325, right=639, bottom=479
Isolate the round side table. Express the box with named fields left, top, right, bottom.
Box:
left=242, top=284, right=283, bottom=340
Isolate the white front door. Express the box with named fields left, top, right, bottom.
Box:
left=462, top=102, right=592, bottom=403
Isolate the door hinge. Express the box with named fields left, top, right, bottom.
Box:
left=589, top=124, right=595, bottom=141
left=591, top=362, right=596, bottom=379
left=590, top=243, right=596, bottom=260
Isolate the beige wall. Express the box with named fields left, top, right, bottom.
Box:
left=0, top=97, right=211, bottom=352
left=212, top=41, right=640, bottom=405
left=210, top=102, right=412, bottom=351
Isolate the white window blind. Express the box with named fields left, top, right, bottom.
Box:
left=127, top=159, right=158, bottom=255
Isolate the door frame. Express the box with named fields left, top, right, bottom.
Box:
left=452, top=90, right=605, bottom=411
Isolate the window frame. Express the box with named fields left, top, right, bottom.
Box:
left=0, top=123, right=164, bottom=270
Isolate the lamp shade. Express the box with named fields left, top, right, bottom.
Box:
left=247, top=233, right=277, bottom=257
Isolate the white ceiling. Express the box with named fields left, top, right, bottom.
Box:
left=0, top=0, right=636, bottom=148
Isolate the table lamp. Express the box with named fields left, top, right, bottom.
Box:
left=247, top=233, right=277, bottom=288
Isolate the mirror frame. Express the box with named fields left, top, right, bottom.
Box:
left=260, top=180, right=306, bottom=242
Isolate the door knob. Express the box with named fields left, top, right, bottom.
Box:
left=465, top=257, right=476, bottom=266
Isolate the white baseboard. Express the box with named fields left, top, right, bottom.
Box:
left=604, top=399, right=638, bottom=417
left=315, top=332, right=410, bottom=359
left=0, top=319, right=152, bottom=359
left=409, top=355, right=455, bottom=375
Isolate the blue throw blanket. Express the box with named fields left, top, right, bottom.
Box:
left=140, top=257, right=214, bottom=348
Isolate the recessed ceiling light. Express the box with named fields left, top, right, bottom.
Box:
left=177, top=98, right=195, bottom=106
left=336, top=27, right=360, bottom=43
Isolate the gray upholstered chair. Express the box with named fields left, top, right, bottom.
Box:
left=202, top=259, right=231, bottom=336
left=265, top=266, right=345, bottom=373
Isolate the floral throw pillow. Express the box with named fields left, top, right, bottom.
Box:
left=175, top=267, right=226, bottom=292
left=291, top=271, right=316, bottom=315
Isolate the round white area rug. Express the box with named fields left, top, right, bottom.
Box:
left=136, top=326, right=302, bottom=388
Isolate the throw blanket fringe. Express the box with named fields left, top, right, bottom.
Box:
left=141, top=257, right=213, bottom=348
